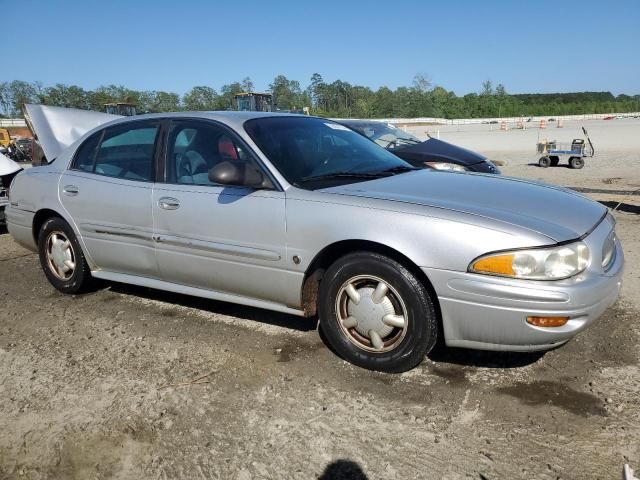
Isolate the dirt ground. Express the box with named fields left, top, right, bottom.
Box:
left=408, top=118, right=640, bottom=193
left=0, top=201, right=639, bottom=478
left=0, top=203, right=640, bottom=480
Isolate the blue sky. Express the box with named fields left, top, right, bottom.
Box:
left=6, top=0, right=639, bottom=95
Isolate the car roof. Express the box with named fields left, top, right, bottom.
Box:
left=335, top=119, right=386, bottom=126
left=110, top=111, right=311, bottom=130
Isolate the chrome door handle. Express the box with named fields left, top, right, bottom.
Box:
left=63, top=185, right=79, bottom=196
left=158, top=197, right=180, bottom=210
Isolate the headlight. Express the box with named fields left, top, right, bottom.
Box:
left=484, top=160, right=502, bottom=174
left=424, top=161, right=468, bottom=172
left=469, top=241, right=590, bottom=280
left=601, top=233, right=616, bottom=270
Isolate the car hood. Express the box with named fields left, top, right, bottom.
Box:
left=394, top=137, right=486, bottom=165
left=321, top=170, right=606, bottom=242
left=24, top=104, right=121, bottom=161
left=0, top=152, right=21, bottom=176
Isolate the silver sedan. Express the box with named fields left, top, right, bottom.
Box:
left=6, top=105, right=623, bottom=372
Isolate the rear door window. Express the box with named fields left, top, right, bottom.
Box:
left=93, top=121, right=159, bottom=181
left=72, top=132, right=102, bottom=172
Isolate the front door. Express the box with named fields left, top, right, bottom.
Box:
left=59, top=120, right=160, bottom=277
left=152, top=119, right=288, bottom=304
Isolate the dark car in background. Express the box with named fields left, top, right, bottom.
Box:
left=337, top=119, right=501, bottom=174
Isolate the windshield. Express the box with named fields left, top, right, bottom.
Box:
left=344, top=122, right=421, bottom=150
left=244, top=116, right=415, bottom=188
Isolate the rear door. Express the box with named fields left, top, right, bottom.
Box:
left=152, top=119, right=288, bottom=304
left=59, top=120, right=160, bottom=277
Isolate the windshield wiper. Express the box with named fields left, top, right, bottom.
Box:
left=299, top=172, right=388, bottom=183
left=298, top=166, right=418, bottom=185
left=395, top=138, right=421, bottom=145
left=381, top=137, right=421, bottom=149
left=376, top=165, right=419, bottom=174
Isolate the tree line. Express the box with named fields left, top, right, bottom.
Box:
left=1, top=75, right=638, bottom=119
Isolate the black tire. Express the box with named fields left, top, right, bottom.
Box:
left=318, top=252, right=438, bottom=373
left=538, top=156, right=551, bottom=168
left=549, top=156, right=559, bottom=167
left=569, top=156, right=584, bottom=169
left=37, top=216, right=92, bottom=294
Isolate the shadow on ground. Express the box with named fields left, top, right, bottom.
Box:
left=105, top=281, right=318, bottom=332
left=319, top=460, right=369, bottom=480
left=600, top=200, right=640, bottom=215
left=428, top=345, right=545, bottom=369
left=103, top=281, right=548, bottom=369
left=527, top=162, right=573, bottom=169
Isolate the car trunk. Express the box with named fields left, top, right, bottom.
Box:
left=23, top=104, right=121, bottom=163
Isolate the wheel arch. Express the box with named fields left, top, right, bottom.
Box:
left=300, top=239, right=442, bottom=327
left=32, top=208, right=64, bottom=243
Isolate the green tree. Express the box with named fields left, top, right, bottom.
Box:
left=183, top=86, right=218, bottom=110
left=412, top=74, right=431, bottom=93
left=217, top=82, right=243, bottom=110
left=8, top=80, right=38, bottom=115
left=148, top=91, right=180, bottom=112
left=241, top=77, right=254, bottom=93
left=309, top=73, right=325, bottom=111
left=481, top=79, right=493, bottom=96
left=0, top=82, right=12, bottom=116
left=270, top=75, right=305, bottom=110
left=41, top=84, right=90, bottom=109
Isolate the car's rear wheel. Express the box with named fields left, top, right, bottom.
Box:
left=538, top=156, right=551, bottom=168
left=318, top=252, right=438, bottom=372
left=38, top=217, right=92, bottom=294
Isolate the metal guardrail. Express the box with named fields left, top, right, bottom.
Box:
left=377, top=112, right=640, bottom=126
left=0, top=118, right=27, bottom=127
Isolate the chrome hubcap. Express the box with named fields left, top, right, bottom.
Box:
left=45, top=232, right=75, bottom=280
left=336, top=275, right=408, bottom=353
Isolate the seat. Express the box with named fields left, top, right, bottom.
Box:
left=177, top=150, right=208, bottom=184
left=218, top=136, right=238, bottom=161
left=177, top=130, right=220, bottom=184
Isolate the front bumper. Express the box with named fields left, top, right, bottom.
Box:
left=423, top=215, right=623, bottom=351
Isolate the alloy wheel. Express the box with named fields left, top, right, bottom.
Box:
left=45, top=231, right=76, bottom=280
left=335, top=275, right=408, bottom=353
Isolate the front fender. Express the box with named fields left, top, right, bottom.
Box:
left=281, top=188, right=552, bottom=307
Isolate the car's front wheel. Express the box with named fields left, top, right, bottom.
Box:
left=38, top=216, right=92, bottom=294
left=318, top=252, right=438, bottom=372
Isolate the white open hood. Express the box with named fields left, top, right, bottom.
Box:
left=0, top=152, right=21, bottom=176
left=24, top=104, right=122, bottom=161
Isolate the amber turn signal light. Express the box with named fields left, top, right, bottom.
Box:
left=471, top=254, right=515, bottom=276
left=526, top=316, right=569, bottom=327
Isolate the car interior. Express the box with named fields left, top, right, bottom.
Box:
left=92, top=126, right=158, bottom=181
left=169, top=125, right=245, bottom=185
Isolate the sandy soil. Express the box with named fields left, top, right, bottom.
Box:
left=0, top=210, right=638, bottom=480
left=407, top=118, right=640, bottom=192
left=1, top=120, right=639, bottom=478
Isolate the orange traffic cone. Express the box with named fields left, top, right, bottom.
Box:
left=540, top=119, right=546, bottom=129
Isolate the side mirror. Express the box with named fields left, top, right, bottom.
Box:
left=208, top=161, right=271, bottom=189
